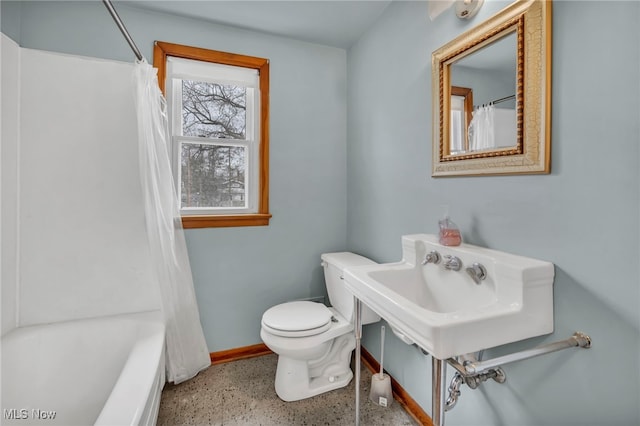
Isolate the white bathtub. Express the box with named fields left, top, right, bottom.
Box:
left=1, top=311, right=165, bottom=426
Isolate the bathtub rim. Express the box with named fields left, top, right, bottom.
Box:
left=94, top=310, right=166, bottom=426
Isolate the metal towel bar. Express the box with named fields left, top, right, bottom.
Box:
left=448, top=332, right=592, bottom=376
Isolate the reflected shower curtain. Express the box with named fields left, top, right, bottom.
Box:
left=468, top=104, right=496, bottom=152
left=133, top=60, right=210, bottom=384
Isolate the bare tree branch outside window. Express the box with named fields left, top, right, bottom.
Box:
left=180, top=80, right=247, bottom=208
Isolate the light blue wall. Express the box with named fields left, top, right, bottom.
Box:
left=0, top=0, right=21, bottom=41
left=348, top=1, right=640, bottom=425
left=2, top=1, right=348, bottom=351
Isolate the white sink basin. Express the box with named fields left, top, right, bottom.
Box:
left=344, top=234, right=554, bottom=359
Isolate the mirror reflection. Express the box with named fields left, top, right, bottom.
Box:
left=449, top=31, right=517, bottom=155
left=450, top=86, right=473, bottom=154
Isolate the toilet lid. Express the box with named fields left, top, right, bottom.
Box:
left=262, top=301, right=333, bottom=337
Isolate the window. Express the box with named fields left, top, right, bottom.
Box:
left=449, top=86, right=473, bottom=155
left=154, top=41, right=270, bottom=228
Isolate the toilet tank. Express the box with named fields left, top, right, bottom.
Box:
left=321, top=252, right=380, bottom=325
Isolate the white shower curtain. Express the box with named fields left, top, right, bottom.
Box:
left=468, top=103, right=496, bottom=152
left=133, top=60, right=210, bottom=384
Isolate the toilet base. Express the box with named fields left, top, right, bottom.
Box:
left=274, top=333, right=356, bottom=402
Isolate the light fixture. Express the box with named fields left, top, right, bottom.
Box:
left=455, top=0, right=484, bottom=19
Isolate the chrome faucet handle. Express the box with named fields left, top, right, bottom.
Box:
left=422, top=250, right=441, bottom=265
left=465, top=262, right=487, bottom=284
left=443, top=255, right=462, bottom=271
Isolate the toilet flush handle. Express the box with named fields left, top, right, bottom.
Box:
left=320, top=260, right=342, bottom=279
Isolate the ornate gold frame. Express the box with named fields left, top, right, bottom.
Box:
left=432, top=0, right=552, bottom=177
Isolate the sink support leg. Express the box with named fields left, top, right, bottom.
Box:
left=432, top=357, right=447, bottom=426
left=354, top=297, right=362, bottom=426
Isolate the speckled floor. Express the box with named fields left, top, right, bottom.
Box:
left=157, top=354, right=418, bottom=425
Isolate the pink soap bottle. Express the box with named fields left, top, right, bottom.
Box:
left=438, top=214, right=462, bottom=246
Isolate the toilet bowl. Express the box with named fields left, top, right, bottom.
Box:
left=260, top=252, right=380, bottom=402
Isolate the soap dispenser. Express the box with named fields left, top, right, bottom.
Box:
left=438, top=211, right=462, bottom=246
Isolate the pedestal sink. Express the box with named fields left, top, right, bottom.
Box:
left=344, top=234, right=554, bottom=360
left=345, top=234, right=554, bottom=426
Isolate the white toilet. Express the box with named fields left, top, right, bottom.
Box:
left=260, top=252, right=380, bottom=402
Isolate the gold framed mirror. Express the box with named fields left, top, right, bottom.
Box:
left=432, top=0, right=552, bottom=177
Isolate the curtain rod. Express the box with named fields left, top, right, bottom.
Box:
left=475, top=94, right=516, bottom=109
left=491, top=94, right=516, bottom=104
left=102, top=0, right=145, bottom=62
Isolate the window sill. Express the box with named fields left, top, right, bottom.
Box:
left=181, top=213, right=272, bottom=229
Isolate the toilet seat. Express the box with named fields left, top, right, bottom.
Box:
left=262, top=301, right=333, bottom=337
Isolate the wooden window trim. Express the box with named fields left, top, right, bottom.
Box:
left=451, top=86, right=473, bottom=153
left=153, top=41, right=271, bottom=228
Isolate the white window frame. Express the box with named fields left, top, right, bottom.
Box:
left=166, top=57, right=260, bottom=216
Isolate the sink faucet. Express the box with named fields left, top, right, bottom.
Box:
left=422, top=250, right=441, bottom=265
left=443, top=255, right=462, bottom=271
left=466, top=263, right=487, bottom=284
